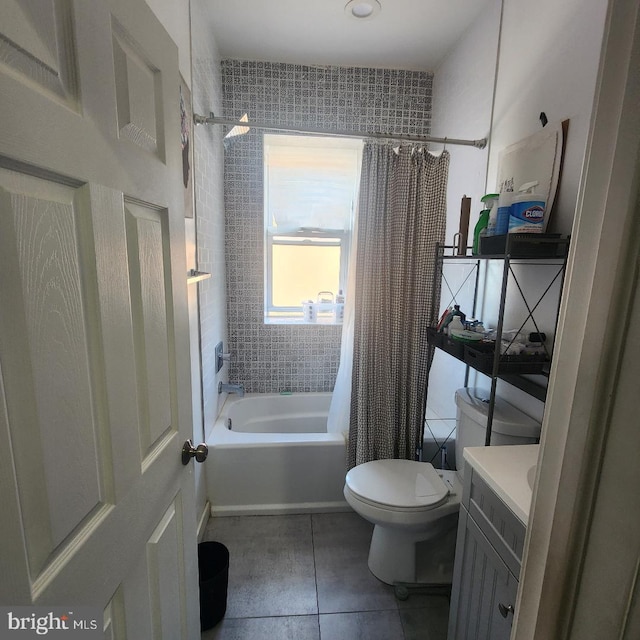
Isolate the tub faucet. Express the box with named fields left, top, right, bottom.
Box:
left=218, top=381, right=245, bottom=397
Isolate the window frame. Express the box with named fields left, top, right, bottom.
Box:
left=263, top=133, right=362, bottom=323
left=265, top=228, right=349, bottom=316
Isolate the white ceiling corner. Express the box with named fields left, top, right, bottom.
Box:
left=208, top=0, right=492, bottom=72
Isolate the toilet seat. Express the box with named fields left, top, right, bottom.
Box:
left=345, top=459, right=450, bottom=512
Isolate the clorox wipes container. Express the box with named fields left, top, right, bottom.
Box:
left=508, top=181, right=546, bottom=233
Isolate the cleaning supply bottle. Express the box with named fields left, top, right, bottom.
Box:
left=509, top=182, right=546, bottom=233
left=485, top=194, right=501, bottom=236
left=495, top=191, right=514, bottom=236
left=472, top=193, right=499, bottom=254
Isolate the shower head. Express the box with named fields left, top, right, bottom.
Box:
left=223, top=113, right=250, bottom=150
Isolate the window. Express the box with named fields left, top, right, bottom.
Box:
left=264, top=134, right=362, bottom=322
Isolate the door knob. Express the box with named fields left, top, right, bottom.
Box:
left=182, top=439, right=208, bottom=465
left=498, top=603, right=515, bottom=618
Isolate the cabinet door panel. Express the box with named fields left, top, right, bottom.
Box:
left=468, top=471, right=526, bottom=576
left=449, top=508, right=518, bottom=640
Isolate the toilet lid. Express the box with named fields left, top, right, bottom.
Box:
left=346, top=459, right=449, bottom=510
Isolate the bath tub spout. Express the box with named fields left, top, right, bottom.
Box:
left=219, top=381, right=245, bottom=397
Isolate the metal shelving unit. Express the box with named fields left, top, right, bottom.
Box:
left=428, top=234, right=570, bottom=446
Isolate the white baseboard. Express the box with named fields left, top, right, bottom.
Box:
left=197, top=500, right=211, bottom=541
left=210, top=500, right=352, bottom=517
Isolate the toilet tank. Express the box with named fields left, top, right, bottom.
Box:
left=454, top=388, right=541, bottom=476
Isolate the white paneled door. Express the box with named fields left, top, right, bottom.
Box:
left=0, top=1, right=200, bottom=637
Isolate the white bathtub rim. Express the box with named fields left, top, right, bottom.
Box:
left=209, top=391, right=347, bottom=446
left=209, top=431, right=346, bottom=447
left=221, top=391, right=332, bottom=416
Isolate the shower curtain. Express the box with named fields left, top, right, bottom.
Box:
left=328, top=143, right=449, bottom=468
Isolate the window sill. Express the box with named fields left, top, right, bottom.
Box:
left=264, top=316, right=343, bottom=326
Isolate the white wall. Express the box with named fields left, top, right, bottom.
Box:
left=481, top=0, right=608, bottom=416
left=487, top=0, right=608, bottom=235
left=428, top=0, right=502, bottom=420
left=190, top=0, right=227, bottom=438
left=145, top=0, right=226, bottom=531
left=188, top=0, right=227, bottom=524
left=431, top=0, right=502, bottom=244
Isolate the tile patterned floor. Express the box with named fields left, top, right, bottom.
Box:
left=201, top=512, right=449, bottom=640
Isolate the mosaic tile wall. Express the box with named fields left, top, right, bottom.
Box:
left=222, top=60, right=433, bottom=393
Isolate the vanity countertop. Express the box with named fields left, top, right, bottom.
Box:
left=463, top=444, right=540, bottom=525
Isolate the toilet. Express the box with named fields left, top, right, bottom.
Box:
left=343, top=387, right=541, bottom=585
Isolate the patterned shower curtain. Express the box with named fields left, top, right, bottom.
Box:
left=348, top=143, right=449, bottom=469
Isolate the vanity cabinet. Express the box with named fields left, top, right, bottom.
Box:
left=448, top=466, right=527, bottom=640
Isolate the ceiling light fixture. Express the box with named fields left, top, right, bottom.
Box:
left=344, top=0, right=381, bottom=20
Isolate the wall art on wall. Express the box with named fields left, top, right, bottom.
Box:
left=180, top=76, right=194, bottom=218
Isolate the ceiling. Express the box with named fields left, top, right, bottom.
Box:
left=208, top=0, right=492, bottom=72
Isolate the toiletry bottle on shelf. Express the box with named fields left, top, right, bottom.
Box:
left=448, top=316, right=465, bottom=334
left=436, top=307, right=453, bottom=332
left=472, top=193, right=499, bottom=254
left=451, top=304, right=466, bottom=324
left=335, top=289, right=345, bottom=323
left=444, top=305, right=465, bottom=334
left=302, top=299, right=317, bottom=322
left=440, top=309, right=455, bottom=333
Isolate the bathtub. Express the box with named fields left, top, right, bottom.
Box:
left=206, top=393, right=350, bottom=516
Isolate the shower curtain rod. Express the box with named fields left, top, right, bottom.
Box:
left=193, top=112, right=487, bottom=149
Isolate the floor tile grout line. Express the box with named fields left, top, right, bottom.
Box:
left=319, top=607, right=403, bottom=616
left=310, top=513, right=322, bottom=638
left=220, top=613, right=320, bottom=622
left=201, top=513, right=450, bottom=639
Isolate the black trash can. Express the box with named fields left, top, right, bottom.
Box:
left=198, top=541, right=229, bottom=631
